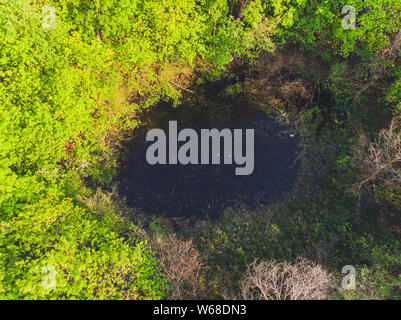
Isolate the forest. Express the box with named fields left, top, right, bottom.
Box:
left=1, top=0, right=401, bottom=300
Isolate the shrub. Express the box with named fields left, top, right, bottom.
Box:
left=155, top=234, right=203, bottom=300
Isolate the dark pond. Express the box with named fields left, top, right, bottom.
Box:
left=117, top=86, right=300, bottom=219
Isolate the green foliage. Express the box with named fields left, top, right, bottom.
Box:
left=47, top=0, right=206, bottom=66
left=0, top=194, right=168, bottom=299
left=263, top=0, right=401, bottom=58
left=0, top=0, right=127, bottom=213
left=201, top=0, right=277, bottom=72
left=338, top=253, right=401, bottom=300
left=42, top=0, right=277, bottom=79
left=199, top=208, right=280, bottom=273
left=0, top=0, right=167, bottom=299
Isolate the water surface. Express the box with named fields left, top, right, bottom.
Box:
left=117, top=92, right=300, bottom=219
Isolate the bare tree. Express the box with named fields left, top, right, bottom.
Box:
left=156, top=234, right=203, bottom=300
left=350, top=117, right=401, bottom=193
left=240, top=258, right=336, bottom=300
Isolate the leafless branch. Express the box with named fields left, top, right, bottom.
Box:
left=156, top=234, right=203, bottom=300
left=240, top=258, right=336, bottom=300
left=349, top=117, right=401, bottom=193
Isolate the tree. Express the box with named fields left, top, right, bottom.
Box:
left=240, top=258, right=336, bottom=300
left=156, top=234, right=203, bottom=300
left=350, top=116, right=401, bottom=193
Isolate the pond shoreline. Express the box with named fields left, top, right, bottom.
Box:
left=115, top=81, right=301, bottom=219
